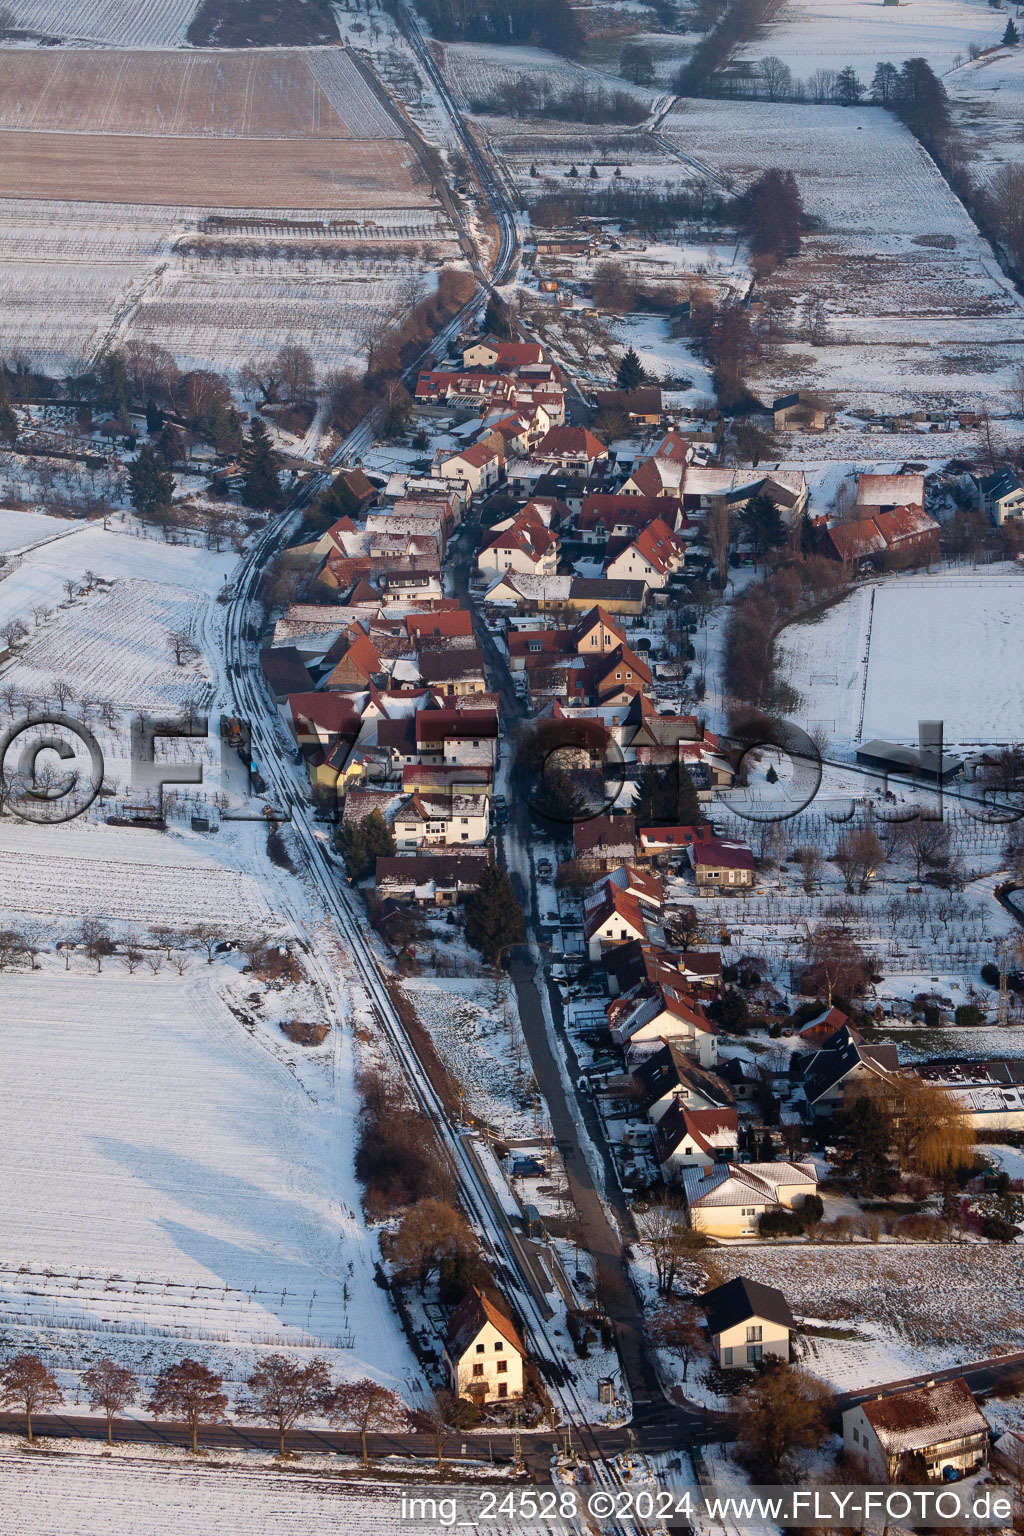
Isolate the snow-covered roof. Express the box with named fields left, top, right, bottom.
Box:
left=859, top=1379, right=988, bottom=1454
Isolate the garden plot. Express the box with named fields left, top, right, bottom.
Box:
left=0, top=0, right=199, bottom=47
left=125, top=264, right=437, bottom=378
left=0, top=966, right=419, bottom=1398
left=12, top=577, right=215, bottom=713
left=737, top=0, right=1001, bottom=75
left=661, top=99, right=1024, bottom=413
left=777, top=568, right=1024, bottom=749
left=0, top=819, right=273, bottom=929
left=709, top=1245, right=1024, bottom=1391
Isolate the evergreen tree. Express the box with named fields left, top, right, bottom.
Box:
left=741, top=491, right=787, bottom=567
left=632, top=761, right=702, bottom=826
left=145, top=398, right=163, bottom=435
left=157, top=421, right=184, bottom=467
left=1004, top=17, right=1019, bottom=45
left=892, top=56, right=952, bottom=152
left=465, top=866, right=523, bottom=963
left=870, top=61, right=899, bottom=103
left=482, top=293, right=511, bottom=339
left=96, top=351, right=131, bottom=426
left=742, top=168, right=805, bottom=261
left=616, top=346, right=647, bottom=391
left=128, top=443, right=175, bottom=520
left=337, top=810, right=395, bottom=882
left=837, top=1094, right=895, bottom=1194
left=0, top=402, right=17, bottom=448
left=835, top=65, right=863, bottom=103
left=242, top=419, right=283, bottom=511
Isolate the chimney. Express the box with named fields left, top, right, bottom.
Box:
left=702, top=1164, right=713, bottom=1179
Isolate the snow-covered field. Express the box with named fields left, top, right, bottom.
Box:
left=0, top=0, right=198, bottom=47
left=950, top=45, right=1024, bottom=176
left=778, top=567, right=1024, bottom=749
left=401, top=976, right=536, bottom=1137
left=738, top=0, right=1002, bottom=75
left=125, top=263, right=442, bottom=379
left=0, top=1451, right=522, bottom=1536
left=436, top=39, right=658, bottom=111
left=0, top=965, right=419, bottom=1398
left=661, top=99, right=1024, bottom=412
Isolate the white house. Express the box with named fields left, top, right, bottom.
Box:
left=477, top=512, right=559, bottom=577
left=605, top=517, right=686, bottom=590
left=843, top=1379, right=990, bottom=1483
left=975, top=467, right=1024, bottom=526
left=444, top=1286, right=526, bottom=1404
left=700, top=1277, right=796, bottom=1371
left=392, top=791, right=490, bottom=849
left=652, top=1100, right=739, bottom=1180
left=611, top=988, right=719, bottom=1068
left=680, top=1161, right=819, bottom=1239
left=435, top=442, right=504, bottom=497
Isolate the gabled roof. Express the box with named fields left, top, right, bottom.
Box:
left=979, top=466, right=1024, bottom=498
left=859, top=1378, right=988, bottom=1455
left=682, top=1161, right=817, bottom=1209
left=260, top=646, right=315, bottom=696
left=872, top=505, right=939, bottom=545
left=593, top=644, right=653, bottom=691
left=447, top=1285, right=526, bottom=1360
left=802, top=1035, right=898, bottom=1105
left=689, top=837, right=755, bottom=873
left=857, top=472, right=925, bottom=510
left=536, top=425, right=608, bottom=460
left=583, top=882, right=649, bottom=942
left=419, top=647, right=486, bottom=683
left=416, top=708, right=498, bottom=743
left=287, top=691, right=362, bottom=736
left=701, top=1276, right=796, bottom=1337
left=405, top=609, right=474, bottom=642
left=573, top=812, right=636, bottom=858
left=653, top=1101, right=738, bottom=1163
left=324, top=632, right=382, bottom=687
left=444, top=441, right=502, bottom=470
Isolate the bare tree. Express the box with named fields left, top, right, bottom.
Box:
left=168, top=630, right=196, bottom=667
left=238, top=1354, right=331, bottom=1458
left=192, top=925, right=221, bottom=964
left=0, top=928, right=27, bottom=969
left=81, top=1360, right=139, bottom=1446
left=0, top=1353, right=62, bottom=1443
left=148, top=1359, right=227, bottom=1455
left=79, top=917, right=114, bottom=974
left=0, top=617, right=28, bottom=649
left=144, top=952, right=164, bottom=976
left=121, top=945, right=143, bottom=975
left=411, top=1389, right=469, bottom=1472
left=633, top=1199, right=706, bottom=1295
left=794, top=844, right=823, bottom=893
left=832, top=824, right=885, bottom=894
left=649, top=1298, right=708, bottom=1384
left=328, top=1377, right=408, bottom=1465
left=51, top=677, right=76, bottom=710
left=275, top=343, right=316, bottom=406
left=31, top=603, right=51, bottom=628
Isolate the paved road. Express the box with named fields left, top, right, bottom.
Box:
left=453, top=548, right=668, bottom=1416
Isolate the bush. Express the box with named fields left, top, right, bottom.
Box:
left=954, top=1003, right=985, bottom=1027
left=922, top=1004, right=941, bottom=1027
left=981, top=962, right=1000, bottom=987
left=981, top=1214, right=1019, bottom=1243
left=758, top=1208, right=804, bottom=1238
left=801, top=1194, right=824, bottom=1223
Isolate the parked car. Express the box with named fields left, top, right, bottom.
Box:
left=511, top=1156, right=546, bottom=1178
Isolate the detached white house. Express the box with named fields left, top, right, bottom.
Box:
left=700, top=1276, right=796, bottom=1371
left=681, top=1161, right=818, bottom=1239
left=444, top=1286, right=525, bottom=1404
left=843, top=1379, right=990, bottom=1482
left=435, top=442, right=504, bottom=497
left=392, top=791, right=490, bottom=849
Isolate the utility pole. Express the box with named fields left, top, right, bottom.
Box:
left=999, top=939, right=1009, bottom=1030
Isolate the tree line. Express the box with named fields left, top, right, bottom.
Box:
left=0, top=1350, right=411, bottom=1461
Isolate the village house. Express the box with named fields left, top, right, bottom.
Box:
left=462, top=336, right=546, bottom=372
left=681, top=1162, right=819, bottom=1239
left=607, top=984, right=718, bottom=1067
left=604, top=518, right=687, bottom=591
left=418, top=647, right=488, bottom=699
left=591, top=385, right=665, bottom=425
left=688, top=835, right=756, bottom=891
left=392, top=790, right=490, bottom=849
left=842, top=1379, right=990, bottom=1483
left=477, top=509, right=559, bottom=577
left=652, top=1099, right=739, bottom=1180
left=260, top=646, right=314, bottom=703
left=633, top=1042, right=735, bottom=1124
left=534, top=425, right=609, bottom=475
left=573, top=813, right=637, bottom=870
left=375, top=851, right=489, bottom=906
left=772, top=391, right=831, bottom=432
left=798, top=1026, right=898, bottom=1119
left=415, top=708, right=499, bottom=768
left=700, top=1277, right=796, bottom=1370
left=585, top=881, right=663, bottom=961
left=434, top=442, right=504, bottom=498
left=974, top=466, right=1024, bottom=526
left=444, top=1286, right=526, bottom=1404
